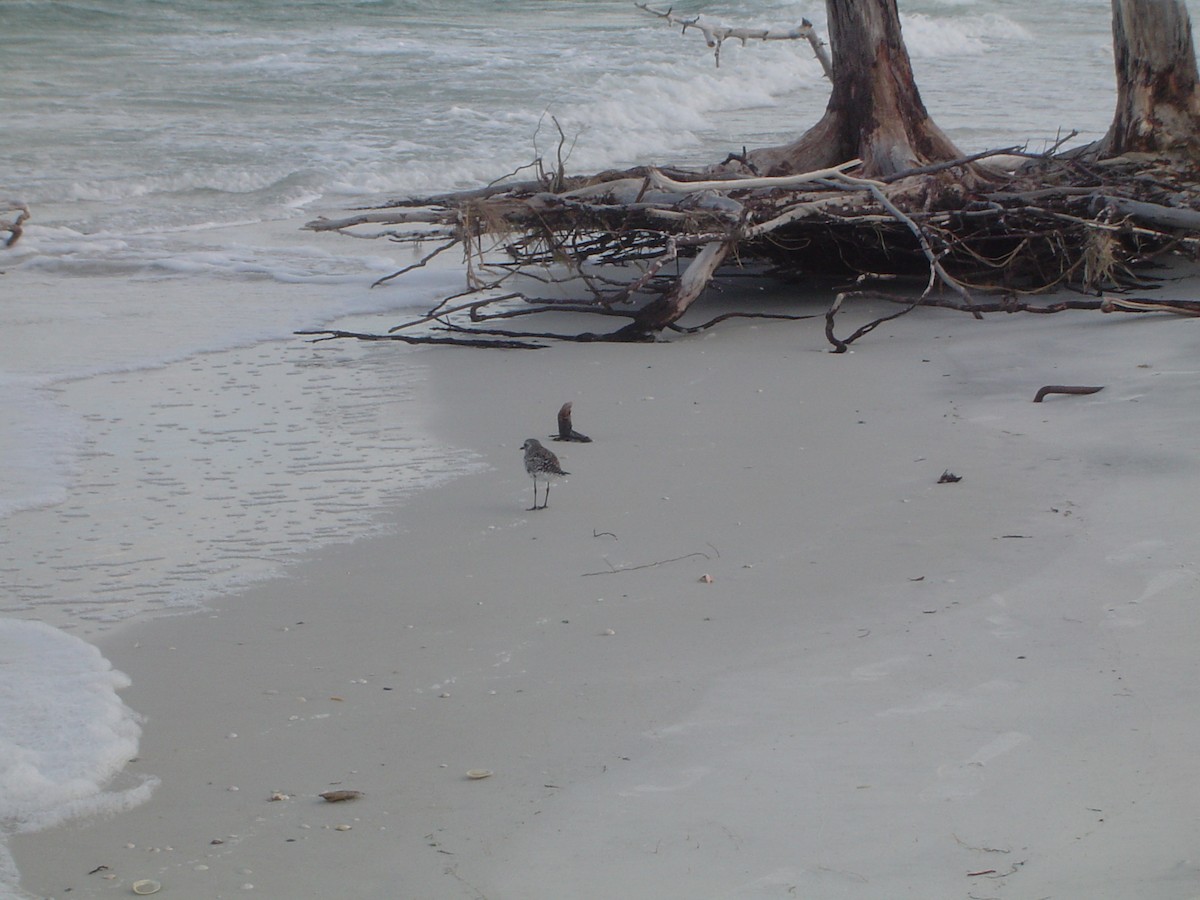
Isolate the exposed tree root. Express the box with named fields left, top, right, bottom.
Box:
left=822, top=288, right=1200, bottom=353
left=300, top=149, right=1200, bottom=351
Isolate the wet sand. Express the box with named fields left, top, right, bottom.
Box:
left=13, top=288, right=1200, bottom=899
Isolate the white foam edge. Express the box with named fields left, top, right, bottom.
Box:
left=0, top=618, right=157, bottom=893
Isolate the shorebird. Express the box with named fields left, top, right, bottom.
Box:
left=522, top=438, right=568, bottom=510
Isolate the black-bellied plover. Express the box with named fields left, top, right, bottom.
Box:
left=522, top=438, right=568, bottom=510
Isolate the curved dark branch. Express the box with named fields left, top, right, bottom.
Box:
left=295, top=328, right=546, bottom=349
left=667, top=310, right=820, bottom=333
left=373, top=237, right=460, bottom=287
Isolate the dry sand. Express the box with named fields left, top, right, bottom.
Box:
left=11, top=290, right=1200, bottom=899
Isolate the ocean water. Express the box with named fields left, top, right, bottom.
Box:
left=0, top=0, right=1192, bottom=888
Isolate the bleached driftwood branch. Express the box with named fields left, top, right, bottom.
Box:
left=307, top=208, right=457, bottom=231
left=647, top=160, right=970, bottom=300
left=635, top=2, right=832, bottom=76
left=647, top=160, right=868, bottom=193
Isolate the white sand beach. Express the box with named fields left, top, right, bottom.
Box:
left=10, top=283, right=1200, bottom=899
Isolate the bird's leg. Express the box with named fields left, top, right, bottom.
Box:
left=542, top=480, right=551, bottom=509
left=529, top=480, right=538, bottom=511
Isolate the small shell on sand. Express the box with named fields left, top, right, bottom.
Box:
left=465, top=769, right=493, bottom=780
left=132, top=880, right=162, bottom=895
left=319, top=790, right=362, bottom=802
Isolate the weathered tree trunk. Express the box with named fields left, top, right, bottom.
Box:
left=627, top=0, right=967, bottom=336
left=1099, top=0, right=1200, bottom=157
left=738, top=0, right=962, bottom=178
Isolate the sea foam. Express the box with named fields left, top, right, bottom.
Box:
left=0, top=619, right=157, bottom=893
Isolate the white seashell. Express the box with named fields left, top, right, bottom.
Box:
left=132, top=880, right=162, bottom=895
left=465, top=769, right=493, bottom=780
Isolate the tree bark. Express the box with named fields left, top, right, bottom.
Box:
left=1099, top=0, right=1200, bottom=157
left=740, top=0, right=962, bottom=178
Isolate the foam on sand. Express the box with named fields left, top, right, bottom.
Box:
left=0, top=619, right=157, bottom=893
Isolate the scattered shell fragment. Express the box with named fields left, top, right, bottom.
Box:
left=131, top=880, right=162, bottom=895
left=319, top=790, right=363, bottom=803
left=698, top=574, right=714, bottom=584
left=465, top=769, right=494, bottom=780
left=600, top=629, right=616, bottom=636
left=334, top=824, right=353, bottom=831
left=268, top=792, right=290, bottom=802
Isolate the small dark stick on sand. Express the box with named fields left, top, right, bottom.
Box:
left=555, top=401, right=592, bottom=442
left=1033, top=385, right=1104, bottom=403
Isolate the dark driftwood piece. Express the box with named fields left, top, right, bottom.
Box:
left=555, top=402, right=592, bottom=442
left=1033, top=385, right=1105, bottom=402
left=294, top=328, right=544, bottom=349
left=3, top=203, right=29, bottom=249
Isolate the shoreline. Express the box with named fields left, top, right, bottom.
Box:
left=12, top=292, right=1200, bottom=898
left=0, top=310, right=473, bottom=639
